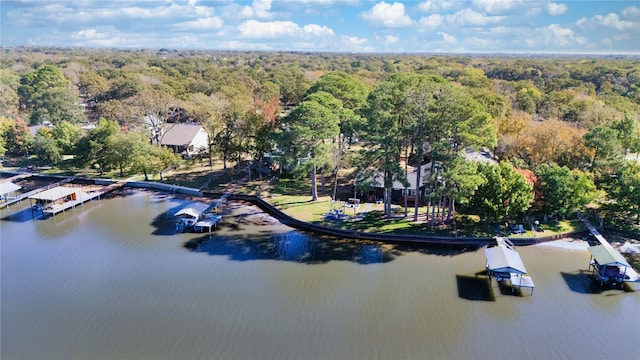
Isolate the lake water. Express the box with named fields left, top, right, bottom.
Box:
left=2, top=189, right=639, bottom=359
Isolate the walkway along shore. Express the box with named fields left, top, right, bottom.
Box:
left=2, top=172, right=589, bottom=247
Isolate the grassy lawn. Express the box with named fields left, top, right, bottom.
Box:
left=264, top=189, right=589, bottom=238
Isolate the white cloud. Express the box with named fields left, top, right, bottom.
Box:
left=449, top=8, right=505, bottom=26
left=341, top=35, right=368, bottom=46
left=361, top=2, right=413, bottom=28
left=540, top=24, right=586, bottom=47
left=438, top=32, right=458, bottom=44
left=546, top=2, right=568, bottom=16
left=384, top=35, right=399, bottom=44
left=621, top=5, right=640, bottom=18
left=237, top=19, right=334, bottom=40
left=72, top=28, right=111, bottom=41
left=418, top=0, right=457, bottom=12
left=239, top=0, right=274, bottom=19
left=418, top=14, right=444, bottom=30
left=473, top=0, right=524, bottom=15
left=339, top=35, right=374, bottom=52
left=238, top=20, right=299, bottom=38
left=175, top=17, right=224, bottom=31
left=577, top=10, right=639, bottom=32
left=302, top=24, right=334, bottom=37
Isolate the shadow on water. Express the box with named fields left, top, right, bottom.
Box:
left=2, top=207, right=42, bottom=222
left=456, top=272, right=495, bottom=301
left=184, top=231, right=403, bottom=264
left=561, top=271, right=637, bottom=294
left=150, top=203, right=188, bottom=236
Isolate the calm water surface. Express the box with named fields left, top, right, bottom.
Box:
left=2, top=190, right=639, bottom=359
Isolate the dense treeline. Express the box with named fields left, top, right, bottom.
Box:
left=0, top=47, right=639, bottom=228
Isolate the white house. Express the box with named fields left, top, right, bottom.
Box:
left=159, top=123, right=209, bottom=157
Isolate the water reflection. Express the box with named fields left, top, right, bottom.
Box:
left=186, top=231, right=402, bottom=264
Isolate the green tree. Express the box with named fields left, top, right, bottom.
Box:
left=611, top=114, right=640, bottom=156
left=74, top=118, right=120, bottom=175
left=30, top=87, right=86, bottom=125
left=0, top=84, right=19, bottom=117
left=18, top=65, right=69, bottom=109
left=107, top=130, right=149, bottom=177
left=471, top=161, right=534, bottom=221
left=32, top=135, right=62, bottom=165
left=52, top=121, right=83, bottom=154
left=535, top=163, right=596, bottom=217
left=583, top=125, right=623, bottom=170
left=361, top=73, right=417, bottom=217
left=607, top=162, right=640, bottom=224
left=0, top=116, right=13, bottom=157
left=277, top=99, right=340, bottom=201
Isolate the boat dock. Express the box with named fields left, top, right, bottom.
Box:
left=1, top=176, right=74, bottom=209
left=581, top=219, right=639, bottom=286
left=485, top=237, right=535, bottom=295
left=29, top=181, right=125, bottom=218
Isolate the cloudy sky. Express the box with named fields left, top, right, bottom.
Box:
left=1, top=0, right=638, bottom=54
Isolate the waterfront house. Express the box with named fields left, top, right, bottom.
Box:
left=159, top=123, right=208, bottom=158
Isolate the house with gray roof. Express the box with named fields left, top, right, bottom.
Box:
left=159, top=123, right=208, bottom=158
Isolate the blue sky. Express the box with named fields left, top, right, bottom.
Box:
left=1, top=0, right=638, bottom=54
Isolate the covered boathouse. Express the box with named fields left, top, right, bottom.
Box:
left=588, top=245, right=635, bottom=288
left=0, top=181, right=21, bottom=201
left=28, top=186, right=95, bottom=217
left=485, top=238, right=535, bottom=295
left=175, top=202, right=221, bottom=233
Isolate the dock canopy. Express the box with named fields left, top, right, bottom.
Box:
left=175, top=202, right=209, bottom=219
left=29, top=187, right=77, bottom=201
left=485, top=245, right=527, bottom=275
left=588, top=245, right=631, bottom=268
left=0, top=181, right=21, bottom=195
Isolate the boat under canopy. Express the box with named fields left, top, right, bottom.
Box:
left=485, top=239, right=534, bottom=295
left=588, top=245, right=637, bottom=285
left=485, top=245, right=527, bottom=276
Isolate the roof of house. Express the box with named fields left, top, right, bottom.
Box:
left=371, top=148, right=497, bottom=190
left=160, top=124, right=205, bottom=147
left=588, top=245, right=631, bottom=268
left=485, top=245, right=528, bottom=275
left=0, top=181, right=21, bottom=195
left=372, top=163, right=431, bottom=190
left=29, top=187, right=79, bottom=201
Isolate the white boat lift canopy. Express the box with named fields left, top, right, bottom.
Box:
left=485, top=245, right=527, bottom=275
left=175, top=202, right=210, bottom=219
left=0, top=181, right=21, bottom=196
left=29, top=187, right=78, bottom=202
